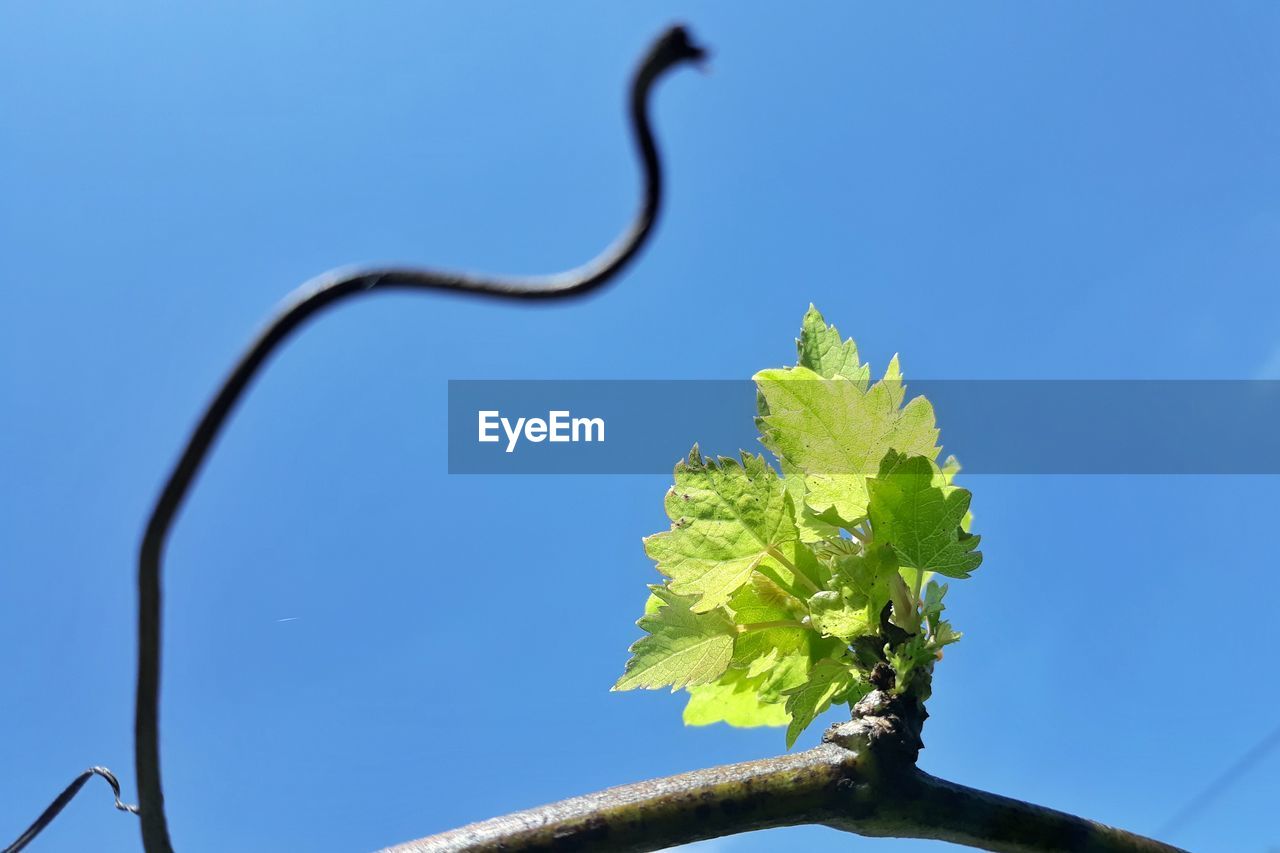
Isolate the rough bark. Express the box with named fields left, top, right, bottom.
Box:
left=382, top=692, right=1185, bottom=853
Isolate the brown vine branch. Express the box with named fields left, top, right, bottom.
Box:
left=382, top=696, right=1186, bottom=853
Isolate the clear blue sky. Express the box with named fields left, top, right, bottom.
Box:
left=3, top=3, right=1279, bottom=852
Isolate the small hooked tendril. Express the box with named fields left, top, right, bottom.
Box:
left=129, top=25, right=706, bottom=853
left=3, top=767, right=138, bottom=853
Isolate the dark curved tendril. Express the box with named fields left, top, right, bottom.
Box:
left=3, top=767, right=138, bottom=853
left=132, top=26, right=705, bottom=853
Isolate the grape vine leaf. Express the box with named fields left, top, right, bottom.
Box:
left=684, top=669, right=791, bottom=727
left=782, top=658, right=867, bottom=748
left=809, top=544, right=899, bottom=641
left=796, top=304, right=871, bottom=386
left=644, top=448, right=810, bottom=612
left=754, top=362, right=940, bottom=525
left=867, top=451, right=982, bottom=579
left=728, top=574, right=809, bottom=664
left=757, top=650, right=818, bottom=705
left=782, top=467, right=842, bottom=544
left=613, top=586, right=735, bottom=691
left=807, top=591, right=872, bottom=642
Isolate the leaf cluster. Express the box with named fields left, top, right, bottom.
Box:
left=615, top=307, right=982, bottom=746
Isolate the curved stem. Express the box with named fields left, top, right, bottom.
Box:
left=380, top=743, right=1187, bottom=853
left=3, top=767, right=137, bottom=853
left=133, top=26, right=706, bottom=853
left=736, top=619, right=808, bottom=633
left=765, top=545, right=819, bottom=594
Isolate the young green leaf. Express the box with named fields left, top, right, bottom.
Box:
left=933, top=621, right=962, bottom=647
left=757, top=650, right=819, bottom=704
left=783, top=658, right=867, bottom=748
left=684, top=668, right=790, bottom=728
left=728, top=575, right=810, bottom=665
left=796, top=304, right=871, bottom=386
left=867, top=451, right=983, bottom=579
left=809, top=543, right=900, bottom=641
left=683, top=649, right=815, bottom=728
left=782, top=468, right=842, bottom=544
left=754, top=364, right=939, bottom=525
left=889, top=633, right=936, bottom=698
left=613, top=586, right=735, bottom=691
left=830, top=544, right=898, bottom=606
left=807, top=591, right=874, bottom=642
left=645, top=448, right=810, bottom=612
left=923, top=580, right=948, bottom=626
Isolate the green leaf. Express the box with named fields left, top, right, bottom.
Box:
left=613, top=586, right=735, bottom=691
left=645, top=448, right=804, bottom=612
left=834, top=543, right=900, bottom=627
left=745, top=646, right=783, bottom=680
left=867, top=451, right=983, bottom=579
left=938, top=455, right=962, bottom=488
left=763, top=539, right=826, bottom=603
left=808, top=591, right=874, bottom=641
left=933, top=620, right=962, bottom=647
left=755, top=364, right=940, bottom=525
left=783, top=468, right=842, bottom=544
left=923, top=580, right=948, bottom=625
left=757, top=650, right=816, bottom=704
left=796, top=304, right=871, bottom=386
left=888, top=633, right=935, bottom=698
left=783, top=659, right=866, bottom=748
left=936, top=454, right=975, bottom=533
left=684, top=668, right=790, bottom=728
left=728, top=575, right=809, bottom=665
left=831, top=543, right=898, bottom=604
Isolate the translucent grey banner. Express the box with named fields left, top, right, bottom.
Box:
left=447, top=380, right=1280, bottom=474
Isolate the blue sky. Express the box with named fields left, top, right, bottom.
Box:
left=2, top=3, right=1279, bottom=852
